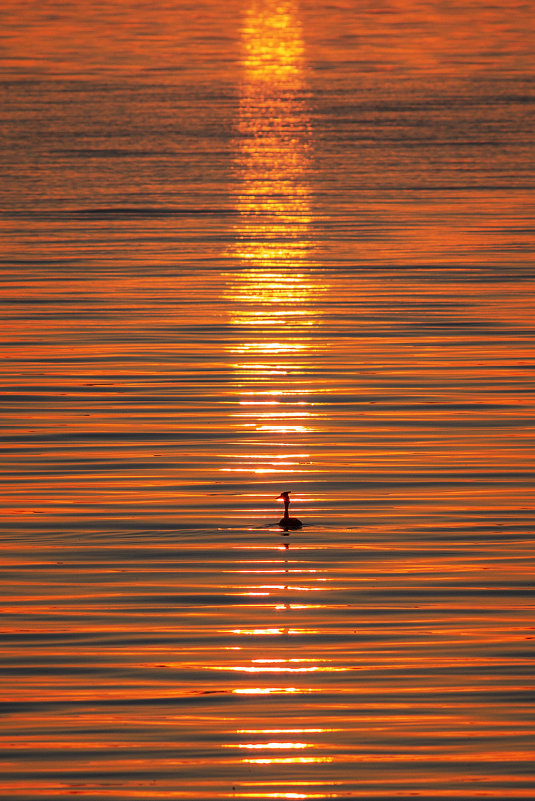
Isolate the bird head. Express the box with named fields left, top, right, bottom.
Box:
left=277, top=491, right=291, bottom=500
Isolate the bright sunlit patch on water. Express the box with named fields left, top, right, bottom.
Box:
left=241, top=390, right=318, bottom=396
left=215, top=657, right=345, bottom=674
left=228, top=742, right=310, bottom=749
left=232, top=687, right=308, bottom=695
left=236, top=793, right=335, bottom=799
left=254, top=425, right=313, bottom=433
left=231, top=342, right=309, bottom=355
left=237, top=400, right=282, bottom=405
left=217, top=666, right=324, bottom=673
left=232, top=309, right=316, bottom=317
left=232, top=412, right=315, bottom=419
left=228, top=628, right=286, bottom=635
left=225, top=272, right=323, bottom=294
left=253, top=658, right=317, bottom=663
left=221, top=467, right=304, bottom=474
left=227, top=628, right=319, bottom=635
left=235, top=795, right=328, bottom=800
left=237, top=783, right=343, bottom=800
left=242, top=757, right=333, bottom=765
left=236, top=402, right=311, bottom=407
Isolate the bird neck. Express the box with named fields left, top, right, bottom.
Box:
left=283, top=498, right=290, bottom=516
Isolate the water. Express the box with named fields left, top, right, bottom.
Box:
left=1, top=0, right=534, bottom=798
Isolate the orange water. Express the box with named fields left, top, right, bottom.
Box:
left=1, top=1, right=534, bottom=798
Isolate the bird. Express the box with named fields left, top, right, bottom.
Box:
left=277, top=491, right=302, bottom=530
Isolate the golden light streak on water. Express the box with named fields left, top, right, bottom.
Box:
left=242, top=757, right=333, bottom=765
left=223, top=0, right=329, bottom=503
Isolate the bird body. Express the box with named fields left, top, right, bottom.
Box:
left=277, top=491, right=302, bottom=530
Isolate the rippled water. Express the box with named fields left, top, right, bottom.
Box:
left=1, top=0, right=534, bottom=798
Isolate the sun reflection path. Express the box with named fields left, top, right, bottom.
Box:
left=223, top=0, right=327, bottom=508
left=215, top=3, right=338, bottom=773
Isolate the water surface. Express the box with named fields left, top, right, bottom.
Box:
left=1, top=0, right=534, bottom=798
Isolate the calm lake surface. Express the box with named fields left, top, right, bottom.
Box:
left=1, top=1, right=534, bottom=798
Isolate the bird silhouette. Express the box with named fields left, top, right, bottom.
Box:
left=277, top=491, right=302, bottom=531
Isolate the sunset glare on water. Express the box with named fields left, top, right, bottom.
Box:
left=1, top=0, right=534, bottom=798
